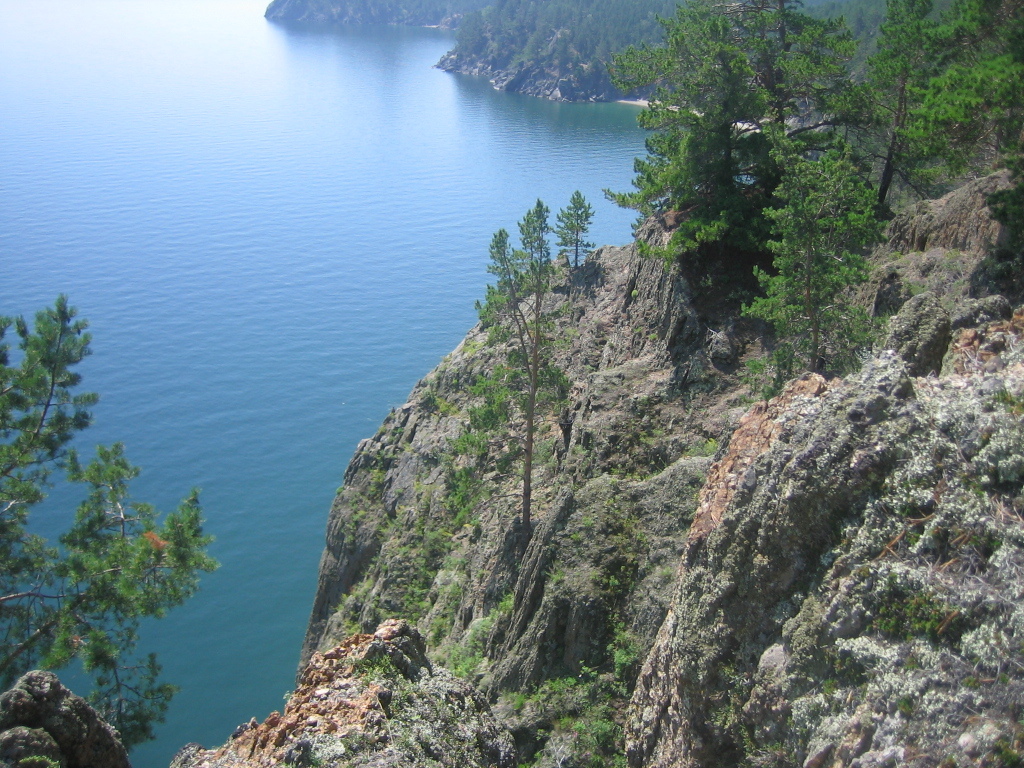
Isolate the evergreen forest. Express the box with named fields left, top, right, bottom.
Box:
left=448, top=0, right=677, bottom=93
left=609, top=0, right=1022, bottom=379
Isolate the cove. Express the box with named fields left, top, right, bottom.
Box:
left=0, top=1, right=645, bottom=766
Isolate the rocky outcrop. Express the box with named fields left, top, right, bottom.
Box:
left=0, top=671, right=130, bottom=768
left=884, top=171, right=1012, bottom=257
left=174, top=619, right=515, bottom=768
left=867, top=171, right=1016, bottom=317
left=299, top=229, right=760, bottom=764
left=626, top=301, right=1024, bottom=768
left=435, top=51, right=621, bottom=102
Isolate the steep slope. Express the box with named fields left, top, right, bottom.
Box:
left=298, top=172, right=1016, bottom=767
left=627, top=306, right=1024, bottom=768
left=622, top=174, right=1024, bottom=768
left=300, top=224, right=762, bottom=764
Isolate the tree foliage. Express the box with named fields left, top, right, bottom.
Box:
left=863, top=0, right=938, bottom=205
left=0, top=297, right=217, bottom=747
left=745, top=144, right=881, bottom=376
left=609, top=0, right=858, bottom=259
left=555, top=191, right=596, bottom=268
left=476, top=200, right=568, bottom=535
left=452, top=0, right=676, bottom=95
left=908, top=0, right=1023, bottom=174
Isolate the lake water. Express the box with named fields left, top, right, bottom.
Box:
left=0, top=1, right=645, bottom=765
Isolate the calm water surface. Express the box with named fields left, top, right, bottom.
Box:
left=0, top=1, right=644, bottom=765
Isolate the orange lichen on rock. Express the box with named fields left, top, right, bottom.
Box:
left=185, top=620, right=427, bottom=768
left=688, top=373, right=829, bottom=546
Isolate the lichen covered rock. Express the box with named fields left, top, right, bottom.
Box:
left=883, top=292, right=951, bottom=377
left=627, top=313, right=1024, bottom=768
left=865, top=171, right=1016, bottom=317
left=0, top=671, right=130, bottom=768
left=174, top=620, right=515, bottom=768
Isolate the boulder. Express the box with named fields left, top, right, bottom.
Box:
left=883, top=292, right=951, bottom=376
left=0, top=671, right=129, bottom=768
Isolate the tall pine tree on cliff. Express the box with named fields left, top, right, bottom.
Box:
left=555, top=191, right=595, bottom=268
left=476, top=200, right=567, bottom=536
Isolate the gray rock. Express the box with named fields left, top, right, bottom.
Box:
left=862, top=171, right=1016, bottom=314
left=625, top=331, right=1024, bottom=768
left=0, top=725, right=63, bottom=768
left=884, top=170, right=1011, bottom=256
left=170, top=743, right=204, bottom=768
left=0, top=671, right=129, bottom=768
left=950, top=294, right=1012, bottom=330
left=883, top=292, right=951, bottom=376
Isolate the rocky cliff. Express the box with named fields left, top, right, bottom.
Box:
left=299, top=217, right=762, bottom=764
left=435, top=51, right=622, bottom=102
left=295, top=171, right=1022, bottom=767
left=627, top=315, right=1024, bottom=768
left=172, top=619, right=515, bottom=768
left=621, top=178, right=1024, bottom=768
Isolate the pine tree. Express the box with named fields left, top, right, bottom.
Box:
left=908, top=0, right=1024, bottom=175
left=555, top=191, right=595, bottom=268
left=745, top=144, right=881, bottom=376
left=609, top=0, right=858, bottom=261
left=865, top=0, right=938, bottom=206
left=0, top=297, right=217, bottom=747
left=476, top=200, right=564, bottom=535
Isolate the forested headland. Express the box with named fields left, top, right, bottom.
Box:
left=265, top=0, right=1002, bottom=102
left=435, top=0, right=677, bottom=100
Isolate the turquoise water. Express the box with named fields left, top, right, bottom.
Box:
left=0, top=1, right=644, bottom=765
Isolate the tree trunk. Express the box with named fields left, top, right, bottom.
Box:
left=877, top=80, right=908, bottom=207
left=805, top=249, right=820, bottom=371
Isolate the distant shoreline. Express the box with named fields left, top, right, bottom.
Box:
left=617, top=99, right=649, bottom=107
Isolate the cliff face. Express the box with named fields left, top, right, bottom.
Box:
left=627, top=315, right=1024, bottom=768
left=622, top=176, right=1024, bottom=768
left=435, top=50, right=621, bottom=102
left=297, top=172, right=1021, bottom=767
left=300, top=223, right=761, bottom=763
